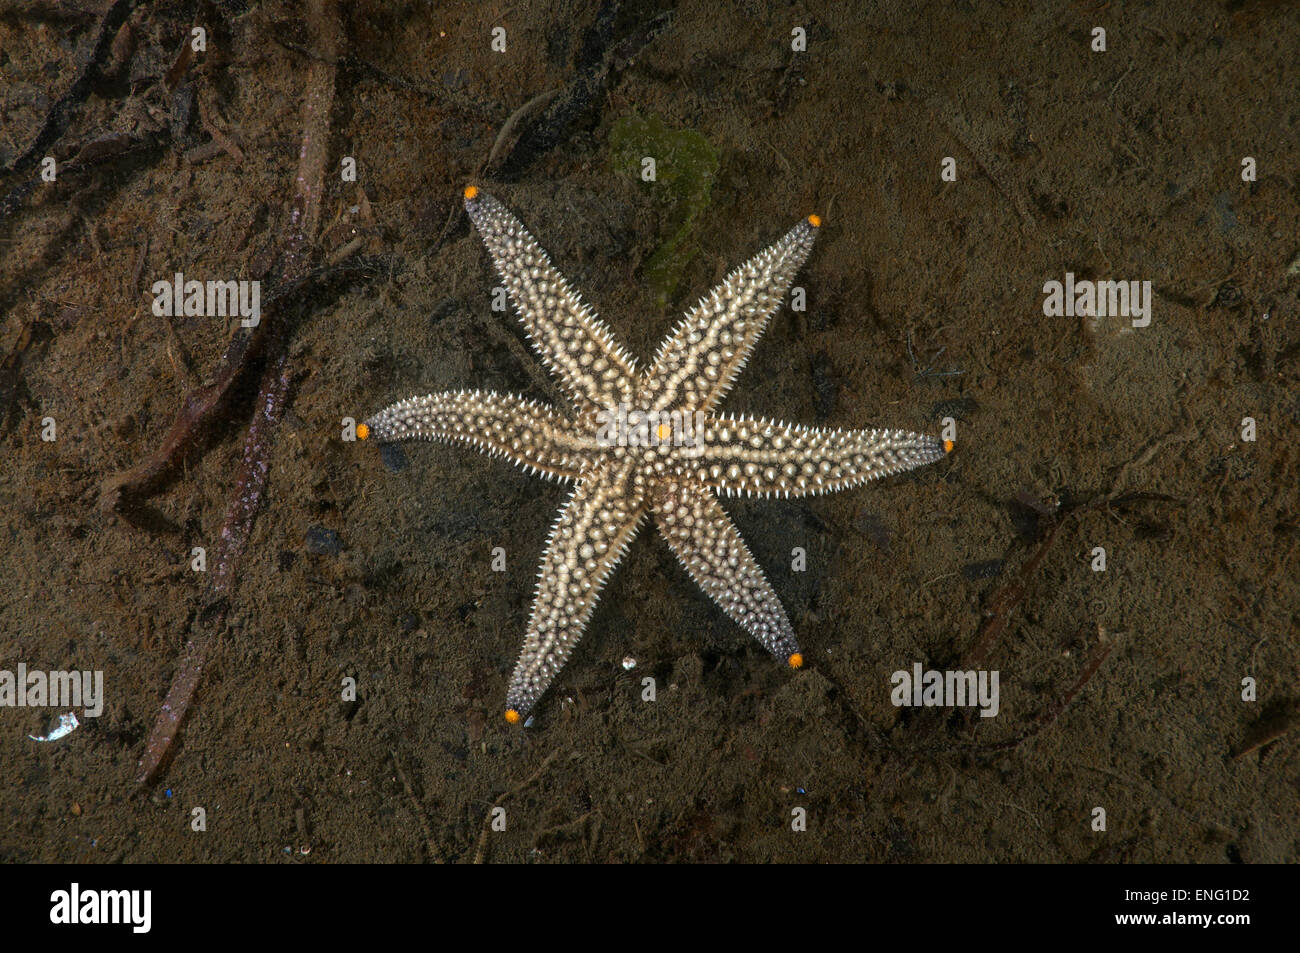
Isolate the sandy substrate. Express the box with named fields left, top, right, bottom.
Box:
left=0, top=0, right=1296, bottom=862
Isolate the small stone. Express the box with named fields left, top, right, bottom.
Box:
left=380, top=443, right=408, bottom=473
left=305, top=526, right=342, bottom=556
left=854, top=511, right=893, bottom=553
left=961, top=559, right=1005, bottom=581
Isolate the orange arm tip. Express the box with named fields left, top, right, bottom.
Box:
left=356, top=423, right=369, bottom=441
left=504, top=708, right=521, bottom=724
left=943, top=439, right=954, bottom=453
left=788, top=652, right=804, bottom=669
left=807, top=214, right=821, bottom=228
left=463, top=185, right=479, bottom=200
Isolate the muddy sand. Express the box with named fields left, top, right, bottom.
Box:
left=1, top=1, right=1296, bottom=862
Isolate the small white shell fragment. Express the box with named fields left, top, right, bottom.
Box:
left=29, top=711, right=80, bottom=742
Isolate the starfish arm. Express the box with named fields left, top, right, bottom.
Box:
left=507, top=460, right=646, bottom=718
left=464, top=189, right=638, bottom=411
left=364, top=389, right=599, bottom=482
left=651, top=479, right=799, bottom=664
left=643, top=215, right=818, bottom=414
left=686, top=413, right=948, bottom=498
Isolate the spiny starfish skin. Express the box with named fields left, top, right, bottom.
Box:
left=363, top=186, right=949, bottom=722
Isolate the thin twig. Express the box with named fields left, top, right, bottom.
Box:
left=1231, top=710, right=1300, bottom=761
left=481, top=89, right=560, bottom=175
left=134, top=0, right=342, bottom=784
left=392, top=752, right=446, bottom=863
left=472, top=750, right=561, bottom=864
left=0, top=0, right=141, bottom=179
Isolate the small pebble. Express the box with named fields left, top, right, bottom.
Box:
left=961, top=559, right=1005, bottom=581
left=380, top=443, right=408, bottom=473
left=305, top=526, right=342, bottom=557
left=442, top=68, right=470, bottom=91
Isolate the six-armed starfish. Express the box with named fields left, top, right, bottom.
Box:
left=361, top=186, right=949, bottom=722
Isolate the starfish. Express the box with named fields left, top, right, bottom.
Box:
left=360, top=186, right=950, bottom=723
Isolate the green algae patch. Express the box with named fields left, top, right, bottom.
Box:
left=608, top=113, right=719, bottom=308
